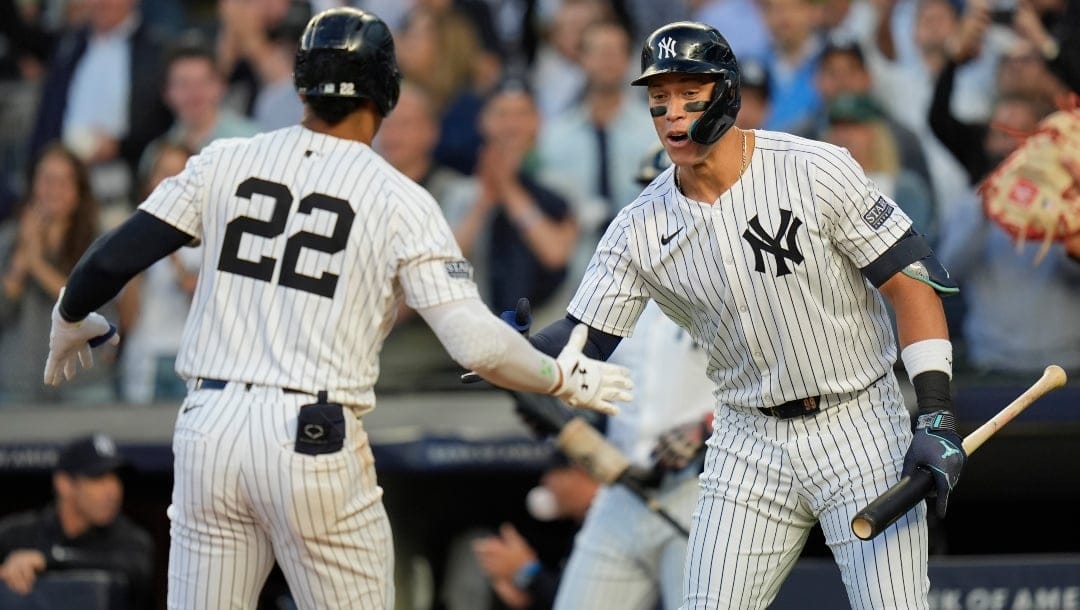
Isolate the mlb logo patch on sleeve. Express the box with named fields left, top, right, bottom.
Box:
left=445, top=260, right=473, bottom=279
left=862, top=197, right=895, bottom=230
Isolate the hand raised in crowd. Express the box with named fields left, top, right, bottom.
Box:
left=0, top=549, right=46, bottom=595
left=1013, top=0, right=1057, bottom=58
left=948, top=0, right=990, bottom=64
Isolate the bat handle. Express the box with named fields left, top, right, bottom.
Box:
left=850, top=469, right=934, bottom=541
left=618, top=474, right=691, bottom=537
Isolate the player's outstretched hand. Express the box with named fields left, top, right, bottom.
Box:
left=43, top=289, right=120, bottom=386
left=550, top=324, right=632, bottom=416
left=901, top=410, right=967, bottom=518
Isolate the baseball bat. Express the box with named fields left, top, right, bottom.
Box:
left=510, top=390, right=691, bottom=537
left=850, top=365, right=1068, bottom=541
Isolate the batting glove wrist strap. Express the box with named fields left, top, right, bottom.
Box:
left=551, top=324, right=633, bottom=416
left=902, top=408, right=966, bottom=518
left=43, top=288, right=120, bottom=386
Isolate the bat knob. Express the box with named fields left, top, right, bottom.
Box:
left=461, top=371, right=483, bottom=384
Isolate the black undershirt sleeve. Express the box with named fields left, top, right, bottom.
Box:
left=59, top=211, right=196, bottom=321
left=528, top=315, right=623, bottom=361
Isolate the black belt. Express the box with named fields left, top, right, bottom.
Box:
left=757, top=396, right=821, bottom=419
left=195, top=378, right=309, bottom=396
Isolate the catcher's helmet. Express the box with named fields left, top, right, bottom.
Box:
left=632, top=22, right=740, bottom=145
left=294, top=8, right=402, bottom=116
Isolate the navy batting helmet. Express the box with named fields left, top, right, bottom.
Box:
left=632, top=22, right=740, bottom=146
left=294, top=8, right=402, bottom=116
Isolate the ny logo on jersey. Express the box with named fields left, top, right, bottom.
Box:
left=742, top=209, right=805, bottom=277
left=657, top=36, right=677, bottom=59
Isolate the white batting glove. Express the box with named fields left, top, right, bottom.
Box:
left=550, top=324, right=633, bottom=416
left=43, top=289, right=119, bottom=386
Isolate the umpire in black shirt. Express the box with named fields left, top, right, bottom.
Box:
left=0, top=434, right=154, bottom=608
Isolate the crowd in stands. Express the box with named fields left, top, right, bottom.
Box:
left=0, top=0, right=1077, bottom=405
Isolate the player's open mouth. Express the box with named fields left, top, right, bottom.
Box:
left=666, top=132, right=690, bottom=146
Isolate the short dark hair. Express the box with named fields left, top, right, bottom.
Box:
left=306, top=96, right=373, bottom=126
left=164, top=33, right=220, bottom=78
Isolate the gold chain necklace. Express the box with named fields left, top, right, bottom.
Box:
left=740, top=129, right=748, bottom=174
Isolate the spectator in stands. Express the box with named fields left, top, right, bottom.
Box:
left=145, top=37, right=260, bottom=170
left=454, top=79, right=578, bottom=313
left=530, top=0, right=606, bottom=122
left=0, top=0, right=55, bottom=185
left=734, top=59, right=771, bottom=130
left=537, top=18, right=655, bottom=245
left=0, top=144, right=114, bottom=404
left=216, top=0, right=309, bottom=131
left=0, top=434, right=154, bottom=609
left=396, top=5, right=496, bottom=174
left=869, top=0, right=1005, bottom=216
left=116, top=142, right=199, bottom=404
left=758, top=0, right=826, bottom=135
left=1010, top=0, right=1080, bottom=93
left=936, top=159, right=1080, bottom=376
left=693, top=0, right=772, bottom=60
left=27, top=0, right=172, bottom=204
left=928, top=2, right=1062, bottom=185
left=823, top=93, right=936, bottom=237
left=813, top=38, right=932, bottom=196
left=473, top=458, right=599, bottom=610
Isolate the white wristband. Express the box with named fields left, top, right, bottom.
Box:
left=900, top=339, right=953, bottom=382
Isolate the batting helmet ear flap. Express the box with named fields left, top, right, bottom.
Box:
left=688, top=71, right=741, bottom=145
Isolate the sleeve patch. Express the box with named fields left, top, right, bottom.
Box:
left=445, top=260, right=473, bottom=280
left=862, top=197, right=895, bottom=230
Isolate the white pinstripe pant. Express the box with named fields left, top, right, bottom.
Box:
left=682, top=373, right=929, bottom=610
left=167, top=384, right=394, bottom=610
left=554, top=470, right=699, bottom=610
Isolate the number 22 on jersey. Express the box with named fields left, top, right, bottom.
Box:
left=217, top=177, right=356, bottom=298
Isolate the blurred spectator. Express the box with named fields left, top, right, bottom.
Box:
left=216, top=0, right=309, bottom=131
left=734, top=59, right=771, bottom=129
left=617, top=0, right=691, bottom=45
left=869, top=0, right=1004, bottom=220
left=537, top=18, right=654, bottom=245
left=995, top=38, right=1070, bottom=105
left=116, top=142, right=199, bottom=404
left=823, top=93, right=936, bottom=237
left=0, top=0, right=56, bottom=185
left=473, top=459, right=599, bottom=610
left=813, top=39, right=932, bottom=204
left=1010, top=0, right=1080, bottom=93
left=818, top=0, right=877, bottom=43
left=758, top=0, right=826, bottom=134
left=0, top=177, right=14, bottom=224
left=146, top=37, right=260, bottom=168
left=0, top=434, right=154, bottom=609
left=531, top=0, right=606, bottom=122
left=27, top=0, right=172, bottom=205
left=937, top=166, right=1080, bottom=376
left=930, top=84, right=1049, bottom=186
left=396, top=5, right=496, bottom=174
left=692, top=0, right=772, bottom=60
left=0, top=144, right=115, bottom=404
left=454, top=80, right=578, bottom=313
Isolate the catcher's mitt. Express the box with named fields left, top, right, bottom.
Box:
left=980, top=101, right=1080, bottom=264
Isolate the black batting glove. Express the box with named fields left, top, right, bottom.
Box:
left=902, top=369, right=967, bottom=519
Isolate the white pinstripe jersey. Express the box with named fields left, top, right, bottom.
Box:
left=139, top=125, right=478, bottom=409
left=568, top=130, right=911, bottom=410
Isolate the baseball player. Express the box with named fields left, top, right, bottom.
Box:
left=526, top=21, right=966, bottom=609
left=39, top=8, right=632, bottom=610
left=553, top=299, right=714, bottom=610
